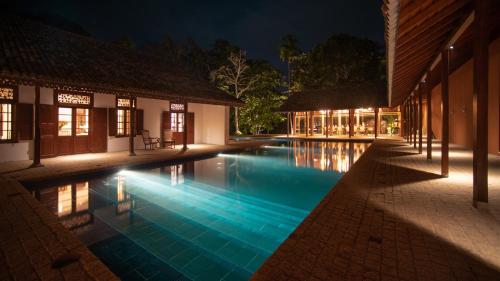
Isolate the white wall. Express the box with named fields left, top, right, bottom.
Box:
left=189, top=103, right=229, bottom=145
left=0, top=87, right=230, bottom=163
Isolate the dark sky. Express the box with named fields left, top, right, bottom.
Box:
left=9, top=0, right=385, bottom=70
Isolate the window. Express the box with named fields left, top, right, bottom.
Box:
left=171, top=112, right=184, bottom=132
left=76, top=108, right=89, bottom=136
left=117, top=109, right=131, bottom=136
left=116, top=97, right=135, bottom=136
left=0, top=87, right=16, bottom=141
left=58, top=107, right=73, bottom=136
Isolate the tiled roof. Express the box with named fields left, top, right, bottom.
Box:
left=0, top=14, right=242, bottom=106
left=277, top=81, right=387, bottom=112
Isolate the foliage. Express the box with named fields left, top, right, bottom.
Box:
left=238, top=61, right=287, bottom=135
left=212, top=50, right=259, bottom=134
left=292, top=34, right=384, bottom=89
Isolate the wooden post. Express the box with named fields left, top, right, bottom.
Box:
left=324, top=111, right=328, bottom=138
left=31, top=86, right=42, bottom=167
left=286, top=112, right=290, bottom=138
left=426, top=73, right=432, bottom=160
left=472, top=0, right=490, bottom=203
left=292, top=112, right=296, bottom=135
left=418, top=84, right=423, bottom=154
left=305, top=111, right=309, bottom=137
left=409, top=96, right=413, bottom=144
left=129, top=95, right=136, bottom=156
left=413, top=94, right=417, bottom=148
left=374, top=108, right=379, bottom=139
left=183, top=101, right=188, bottom=150
left=349, top=109, right=354, bottom=138
left=407, top=100, right=411, bottom=143
left=441, top=49, right=450, bottom=177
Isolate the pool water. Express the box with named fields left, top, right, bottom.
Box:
left=34, top=141, right=368, bottom=281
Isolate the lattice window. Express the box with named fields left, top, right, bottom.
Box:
left=170, top=112, right=184, bottom=132
left=170, top=103, right=185, bottom=112
left=57, top=93, right=91, bottom=105
left=0, top=88, right=14, bottom=100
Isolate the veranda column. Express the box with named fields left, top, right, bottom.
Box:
left=374, top=108, right=379, bottom=139
left=183, top=101, right=188, bottom=150
left=305, top=111, right=309, bottom=137
left=348, top=109, right=354, bottom=138
left=441, top=49, right=450, bottom=177
left=407, top=100, right=411, bottom=143
left=292, top=112, right=296, bottom=135
left=426, top=73, right=432, bottom=160
left=413, top=93, right=417, bottom=148
left=129, top=95, right=136, bottom=156
left=418, top=84, right=423, bottom=154
left=409, top=96, right=413, bottom=144
left=31, top=86, right=42, bottom=167
left=325, top=111, right=329, bottom=138
left=286, top=112, right=290, bottom=137
left=472, top=0, right=490, bottom=203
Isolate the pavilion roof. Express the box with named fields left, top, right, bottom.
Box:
left=0, top=14, right=242, bottom=106
left=382, top=0, right=473, bottom=106
left=277, top=80, right=387, bottom=112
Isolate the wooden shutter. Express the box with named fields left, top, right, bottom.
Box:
left=136, top=109, right=144, bottom=135
left=91, top=108, right=107, bottom=152
left=108, top=108, right=116, bottom=136
left=17, top=103, right=33, bottom=140
left=40, top=105, right=56, bottom=158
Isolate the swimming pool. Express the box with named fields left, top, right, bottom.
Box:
left=34, top=141, right=368, bottom=281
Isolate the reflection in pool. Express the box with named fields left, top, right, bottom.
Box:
left=34, top=141, right=369, bottom=281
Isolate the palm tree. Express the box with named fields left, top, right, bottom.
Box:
left=279, top=34, right=299, bottom=94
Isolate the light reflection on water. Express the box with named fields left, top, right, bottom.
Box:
left=33, top=140, right=369, bottom=280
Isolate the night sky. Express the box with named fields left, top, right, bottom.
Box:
left=7, top=0, right=385, bottom=70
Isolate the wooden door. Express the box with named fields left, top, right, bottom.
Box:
left=57, top=107, right=91, bottom=155
left=91, top=108, right=107, bottom=152
left=171, top=112, right=194, bottom=145
left=40, top=105, right=56, bottom=158
left=187, top=112, right=194, bottom=144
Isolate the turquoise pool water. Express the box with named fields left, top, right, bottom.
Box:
left=35, top=141, right=368, bottom=281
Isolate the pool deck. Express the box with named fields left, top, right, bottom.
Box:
left=253, top=139, right=500, bottom=281
left=0, top=141, right=268, bottom=281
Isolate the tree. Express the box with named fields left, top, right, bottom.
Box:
left=239, top=61, right=287, bottom=134
left=279, top=34, right=300, bottom=94
left=213, top=50, right=259, bottom=135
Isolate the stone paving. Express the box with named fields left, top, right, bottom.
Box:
left=0, top=141, right=267, bottom=281
left=252, top=139, right=500, bottom=281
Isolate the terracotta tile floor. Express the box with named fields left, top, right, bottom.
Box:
left=252, top=139, right=500, bottom=281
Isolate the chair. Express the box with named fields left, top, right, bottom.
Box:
left=141, top=130, right=160, bottom=150
left=163, top=129, right=176, bottom=149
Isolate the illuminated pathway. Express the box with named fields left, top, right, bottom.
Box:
left=253, top=139, right=500, bottom=281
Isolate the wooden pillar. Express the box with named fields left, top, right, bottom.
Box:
left=129, top=95, right=136, bottom=156
left=349, top=109, right=354, bottom=138
left=286, top=112, right=290, bottom=137
left=418, top=84, right=423, bottom=154
left=472, top=0, right=490, bottom=203
left=325, top=111, right=329, bottom=138
left=292, top=112, right=296, bottom=135
left=441, top=49, right=450, bottom=177
left=183, top=101, right=188, bottom=150
left=305, top=112, right=309, bottom=137
left=409, top=96, right=413, bottom=144
left=31, top=86, right=42, bottom=167
left=426, top=73, right=432, bottom=160
left=407, top=100, right=411, bottom=143
left=374, top=108, right=379, bottom=139
left=413, top=94, right=417, bottom=148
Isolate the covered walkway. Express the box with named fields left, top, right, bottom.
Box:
left=253, top=139, right=500, bottom=281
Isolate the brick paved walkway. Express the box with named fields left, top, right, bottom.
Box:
left=253, top=139, right=500, bottom=281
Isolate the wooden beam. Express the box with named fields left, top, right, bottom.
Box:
left=418, top=83, right=423, bottom=154
left=426, top=71, right=433, bottom=160
left=183, top=101, right=188, bottom=150
left=441, top=49, right=450, bottom=177
left=30, top=86, right=42, bottom=168
left=472, top=0, right=489, bottom=204
left=129, top=95, right=136, bottom=156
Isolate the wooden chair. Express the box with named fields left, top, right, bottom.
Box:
left=163, top=129, right=175, bottom=149
left=141, top=130, right=160, bottom=150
